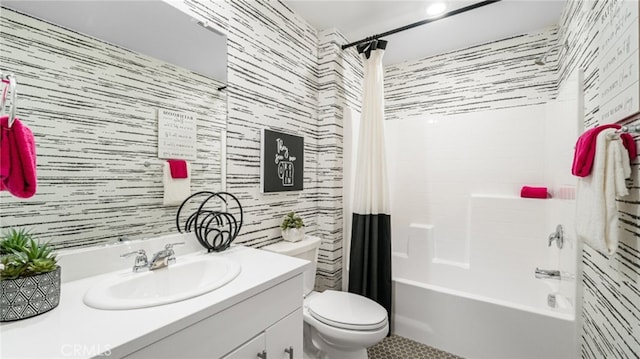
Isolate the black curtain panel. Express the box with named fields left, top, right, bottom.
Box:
left=349, top=213, right=392, bottom=320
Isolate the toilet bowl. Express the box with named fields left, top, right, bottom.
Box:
left=303, top=290, right=388, bottom=359
left=262, top=236, right=388, bottom=359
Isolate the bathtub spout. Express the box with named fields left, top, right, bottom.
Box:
left=535, top=268, right=561, bottom=280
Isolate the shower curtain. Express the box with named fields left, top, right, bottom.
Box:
left=348, top=39, right=392, bottom=322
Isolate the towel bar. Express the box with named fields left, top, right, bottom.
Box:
left=619, top=124, right=640, bottom=133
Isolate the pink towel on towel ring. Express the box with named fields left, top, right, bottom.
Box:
left=167, top=159, right=188, bottom=179
left=0, top=116, right=37, bottom=198
left=571, top=124, right=637, bottom=177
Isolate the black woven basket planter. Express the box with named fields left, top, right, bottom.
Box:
left=0, top=266, right=61, bottom=322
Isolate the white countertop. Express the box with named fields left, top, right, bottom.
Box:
left=0, top=243, right=309, bottom=359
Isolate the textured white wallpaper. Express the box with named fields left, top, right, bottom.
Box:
left=558, top=1, right=640, bottom=357
left=0, top=7, right=226, bottom=248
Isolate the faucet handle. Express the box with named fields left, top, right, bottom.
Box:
left=165, top=242, right=185, bottom=265
left=121, top=249, right=146, bottom=259
left=121, top=249, right=148, bottom=271
left=547, top=224, right=564, bottom=249
left=165, top=242, right=185, bottom=250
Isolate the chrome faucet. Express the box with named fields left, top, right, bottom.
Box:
left=121, top=242, right=185, bottom=272
left=148, top=242, right=185, bottom=270
left=535, top=267, right=561, bottom=280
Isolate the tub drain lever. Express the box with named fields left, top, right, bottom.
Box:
left=535, top=268, right=561, bottom=280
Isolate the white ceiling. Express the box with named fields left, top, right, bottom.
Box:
left=284, top=0, right=566, bottom=65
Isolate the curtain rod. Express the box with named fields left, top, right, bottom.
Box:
left=341, top=0, right=502, bottom=50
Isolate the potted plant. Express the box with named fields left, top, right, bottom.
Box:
left=0, top=228, right=60, bottom=322
left=280, top=212, right=305, bottom=242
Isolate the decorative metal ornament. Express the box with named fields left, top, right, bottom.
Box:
left=176, top=191, right=243, bottom=252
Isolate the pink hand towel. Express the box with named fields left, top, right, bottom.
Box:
left=0, top=116, right=37, bottom=198
left=167, top=159, right=188, bottom=179
left=520, top=186, right=549, bottom=199
left=572, top=124, right=637, bottom=177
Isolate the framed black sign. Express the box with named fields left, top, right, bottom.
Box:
left=261, top=129, right=304, bottom=193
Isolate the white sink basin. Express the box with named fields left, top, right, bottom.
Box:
left=83, top=254, right=241, bottom=310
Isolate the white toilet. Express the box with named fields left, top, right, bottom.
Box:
left=263, top=236, right=388, bottom=359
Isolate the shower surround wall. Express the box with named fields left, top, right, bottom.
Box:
left=381, top=26, right=558, bottom=263
left=557, top=1, right=640, bottom=357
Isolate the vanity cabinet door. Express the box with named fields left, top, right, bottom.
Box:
left=266, top=308, right=303, bottom=359
left=223, top=333, right=265, bottom=359
left=122, top=275, right=302, bottom=359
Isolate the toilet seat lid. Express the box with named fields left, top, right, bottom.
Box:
left=308, top=290, right=387, bottom=331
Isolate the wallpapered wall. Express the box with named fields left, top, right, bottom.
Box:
left=317, top=29, right=363, bottom=289
left=224, top=0, right=319, bottom=247
left=160, top=0, right=356, bottom=291
left=557, top=1, right=640, bottom=357
left=385, top=27, right=559, bottom=118
left=224, top=0, right=346, bottom=289
left=0, top=0, right=350, bottom=290
left=128, top=1, right=365, bottom=291
left=0, top=7, right=226, bottom=248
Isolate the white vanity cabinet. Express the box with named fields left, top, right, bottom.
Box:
left=0, top=244, right=310, bottom=359
left=124, top=275, right=303, bottom=359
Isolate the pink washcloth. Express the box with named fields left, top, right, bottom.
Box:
left=520, top=186, right=549, bottom=199
left=572, top=124, right=637, bottom=177
left=0, top=116, right=37, bottom=198
left=167, top=159, right=188, bottom=179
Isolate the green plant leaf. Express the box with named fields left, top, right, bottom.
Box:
left=0, top=228, right=32, bottom=255
left=281, top=212, right=305, bottom=229
left=0, top=228, right=57, bottom=279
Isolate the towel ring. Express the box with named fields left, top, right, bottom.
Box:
left=0, top=73, right=18, bottom=128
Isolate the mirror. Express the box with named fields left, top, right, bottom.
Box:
left=0, top=1, right=227, bottom=249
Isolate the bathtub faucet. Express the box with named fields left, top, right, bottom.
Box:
left=535, top=267, right=561, bottom=280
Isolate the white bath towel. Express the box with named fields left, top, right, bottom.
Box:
left=576, top=129, right=631, bottom=256
left=163, top=161, right=191, bottom=206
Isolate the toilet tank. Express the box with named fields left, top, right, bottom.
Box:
left=262, top=236, right=321, bottom=296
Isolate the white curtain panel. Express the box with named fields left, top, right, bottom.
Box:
left=352, top=49, right=390, bottom=215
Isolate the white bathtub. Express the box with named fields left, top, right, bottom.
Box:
left=390, top=198, right=579, bottom=358
left=392, top=276, right=577, bottom=359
